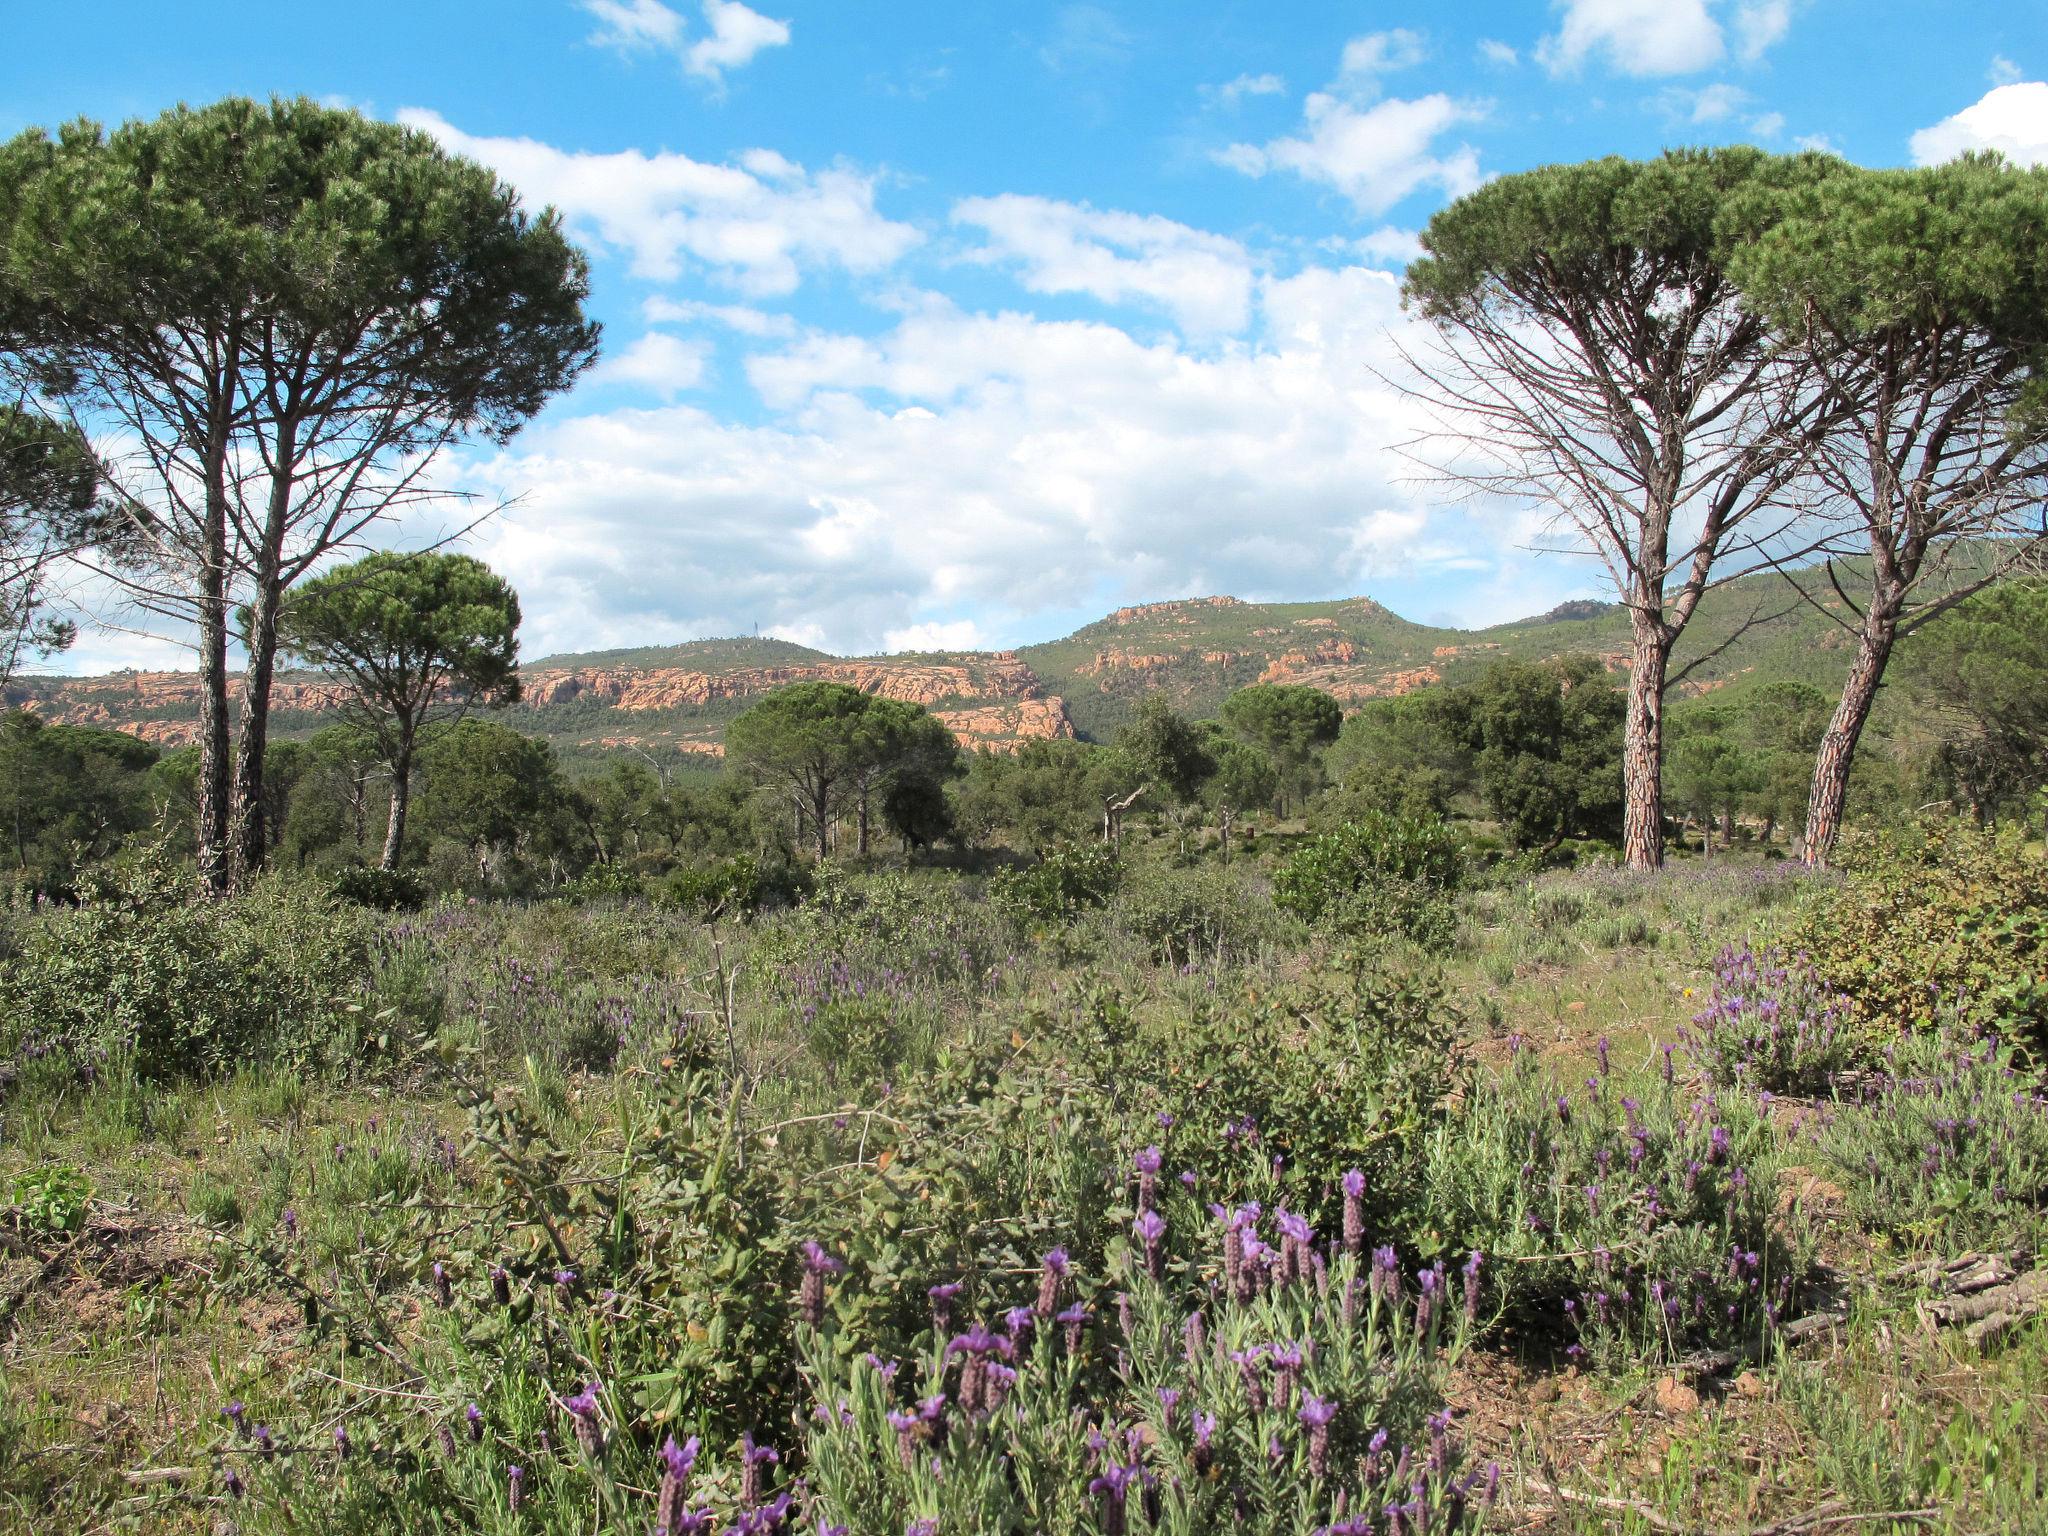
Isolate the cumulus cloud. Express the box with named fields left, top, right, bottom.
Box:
left=951, top=195, right=1255, bottom=336
left=1732, top=0, right=1793, bottom=62
left=1910, top=81, right=2048, bottom=167
left=580, top=0, right=788, bottom=84
left=1539, top=0, right=1722, bottom=77
left=1223, top=92, right=1485, bottom=216
left=425, top=272, right=1542, bottom=659
left=582, top=0, right=684, bottom=52
left=1346, top=226, right=1426, bottom=267
left=1990, top=56, right=2024, bottom=87
left=688, top=0, right=790, bottom=81
left=1655, top=81, right=1752, bottom=123
left=589, top=331, right=711, bottom=395
left=1748, top=110, right=1785, bottom=139
left=1339, top=29, right=1429, bottom=79
left=1205, top=72, right=1286, bottom=107
left=883, top=619, right=987, bottom=653
left=1476, top=39, right=1519, bottom=69
left=1220, top=32, right=1484, bottom=217
left=398, top=110, right=920, bottom=293
left=643, top=296, right=799, bottom=337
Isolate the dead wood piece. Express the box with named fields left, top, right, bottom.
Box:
left=1920, top=1268, right=2048, bottom=1330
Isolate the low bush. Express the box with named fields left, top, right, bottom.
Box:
left=1681, top=944, right=1862, bottom=1094
left=1107, top=863, right=1294, bottom=967
left=989, top=842, right=1122, bottom=926
left=1422, top=1040, right=1806, bottom=1364
left=7, top=1166, right=91, bottom=1239
left=1790, top=821, right=2048, bottom=1046
left=0, top=849, right=371, bottom=1084
left=662, top=853, right=811, bottom=919
left=330, top=865, right=426, bottom=911
left=1272, top=812, right=1464, bottom=950
left=1820, top=1025, right=2048, bottom=1251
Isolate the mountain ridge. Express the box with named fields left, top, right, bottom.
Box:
left=4, top=576, right=1862, bottom=764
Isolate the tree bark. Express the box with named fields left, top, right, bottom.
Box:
left=1621, top=614, right=1671, bottom=871
left=1803, top=609, right=1898, bottom=870
left=193, top=439, right=234, bottom=898
left=228, top=580, right=281, bottom=889
left=379, top=743, right=414, bottom=872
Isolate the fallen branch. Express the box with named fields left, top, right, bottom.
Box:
left=1918, top=1267, right=2048, bottom=1346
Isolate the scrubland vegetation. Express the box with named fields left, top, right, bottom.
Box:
left=1, top=810, right=2046, bottom=1534
left=2, top=93, right=2047, bottom=1536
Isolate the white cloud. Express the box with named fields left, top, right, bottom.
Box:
left=1732, top=0, right=1792, bottom=62
left=1224, top=92, right=1485, bottom=216
left=1539, top=0, right=1723, bottom=77
left=1794, top=132, right=1837, bottom=154
left=951, top=195, right=1255, bottom=336
left=579, top=0, right=787, bottom=85
left=1339, top=29, right=1429, bottom=79
left=1476, top=39, right=1519, bottom=69
left=688, top=0, right=790, bottom=82
left=1347, top=226, right=1426, bottom=267
left=1656, top=81, right=1752, bottom=123
left=589, top=331, right=710, bottom=395
left=643, top=296, right=798, bottom=338
left=1206, top=72, right=1286, bottom=107
left=1220, top=34, right=1486, bottom=217
left=427, top=270, right=1541, bottom=659
left=1748, top=111, right=1785, bottom=139
left=1910, top=81, right=2048, bottom=167
left=582, top=0, right=686, bottom=52
left=397, top=110, right=920, bottom=293
left=883, top=619, right=986, bottom=653
left=1990, top=56, right=2024, bottom=87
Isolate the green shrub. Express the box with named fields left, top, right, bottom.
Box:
left=1272, top=811, right=1464, bottom=949
left=8, top=1166, right=91, bottom=1238
left=1789, top=821, right=2048, bottom=1045
left=1422, top=1041, right=1806, bottom=1364
left=660, top=852, right=810, bottom=918
left=0, top=850, right=371, bottom=1083
left=988, top=841, right=1122, bottom=925
left=329, top=865, right=425, bottom=911
left=1820, top=1025, right=2048, bottom=1251
left=1109, top=863, right=1292, bottom=966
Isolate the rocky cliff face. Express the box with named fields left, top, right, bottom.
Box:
left=15, top=654, right=1078, bottom=756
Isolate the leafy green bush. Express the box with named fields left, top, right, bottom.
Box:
left=1272, top=811, right=1464, bottom=949
left=1108, top=862, right=1293, bottom=966
left=1422, top=1041, right=1807, bottom=1364
left=0, top=851, right=372, bottom=1083
left=989, top=842, right=1122, bottom=925
left=329, top=865, right=425, bottom=911
left=660, top=852, right=810, bottom=918
left=1790, top=821, right=2048, bottom=1045
left=7, top=1166, right=91, bottom=1238
left=1820, top=1025, right=2048, bottom=1251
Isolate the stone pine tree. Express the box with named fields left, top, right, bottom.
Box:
left=1219, top=683, right=1340, bottom=814
left=1403, top=150, right=1845, bottom=869
left=268, top=552, right=521, bottom=872
left=1728, top=155, right=2048, bottom=867
left=0, top=403, right=110, bottom=688
left=726, top=683, right=960, bottom=860
left=0, top=98, right=598, bottom=893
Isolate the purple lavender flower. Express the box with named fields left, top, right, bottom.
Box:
left=333, top=1423, right=350, bottom=1460
left=1341, top=1167, right=1366, bottom=1256
left=1133, top=1208, right=1167, bottom=1278
left=799, top=1241, right=843, bottom=1329
left=1300, top=1393, right=1340, bottom=1477
left=1034, top=1249, right=1069, bottom=1320
left=562, top=1382, right=605, bottom=1458
left=507, top=1465, right=525, bottom=1514
left=928, top=1280, right=963, bottom=1333
left=490, top=1265, right=511, bottom=1307
left=654, top=1433, right=701, bottom=1535
left=1057, top=1303, right=1090, bottom=1353
left=224, top=1401, right=248, bottom=1440
left=466, top=1402, right=484, bottom=1442
left=740, top=1433, right=779, bottom=1508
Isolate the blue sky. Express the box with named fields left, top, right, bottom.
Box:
left=7, top=1, right=2046, bottom=667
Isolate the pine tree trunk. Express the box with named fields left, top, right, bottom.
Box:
left=1621, top=616, right=1670, bottom=871
left=1804, top=612, right=1897, bottom=871
left=193, top=525, right=232, bottom=898
left=228, top=582, right=281, bottom=889
left=379, top=745, right=414, bottom=872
